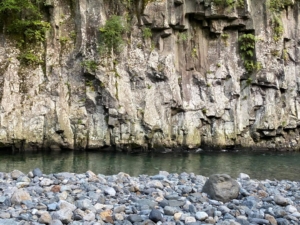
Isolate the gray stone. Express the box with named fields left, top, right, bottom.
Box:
left=22, top=200, right=35, bottom=209
left=239, top=173, right=250, bottom=180
left=274, top=195, right=288, bottom=206
left=195, top=211, right=208, bottom=221
left=0, top=196, right=11, bottom=207
left=202, top=174, right=240, bottom=203
left=11, top=189, right=31, bottom=205
left=11, top=170, right=24, bottom=180
left=104, top=187, right=116, bottom=196
left=17, top=175, right=30, bottom=183
left=249, top=218, right=270, bottom=224
left=17, top=213, right=31, bottom=221
left=49, top=220, right=63, bottom=225
left=114, top=205, right=126, bottom=213
left=0, top=212, right=10, bottom=219
left=47, top=202, right=58, bottom=211
left=114, top=213, right=124, bottom=221
left=164, top=206, right=178, bottom=215
left=150, top=175, right=166, bottom=180
left=40, top=178, right=54, bottom=186
left=127, top=214, right=143, bottom=223
left=32, top=168, right=43, bottom=177
left=38, top=212, right=52, bottom=224
left=276, top=218, right=289, bottom=225
left=165, top=194, right=179, bottom=200
left=189, top=204, right=197, bottom=213
left=137, top=199, right=157, bottom=209
left=218, top=205, right=231, bottom=214
left=0, top=219, right=18, bottom=225
left=75, top=199, right=93, bottom=210
left=223, top=213, right=235, bottom=220
left=292, top=212, right=300, bottom=218
left=168, top=200, right=185, bottom=207
left=149, top=209, right=163, bottom=223
left=285, top=205, right=297, bottom=213
left=184, top=216, right=196, bottom=223
left=146, top=180, right=163, bottom=189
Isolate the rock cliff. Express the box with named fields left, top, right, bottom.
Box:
left=0, top=0, right=299, bottom=151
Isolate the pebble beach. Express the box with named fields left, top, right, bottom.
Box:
left=0, top=168, right=299, bottom=225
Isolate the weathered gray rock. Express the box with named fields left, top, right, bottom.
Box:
left=49, top=220, right=63, bottom=225
left=32, top=168, right=43, bottom=177
left=40, top=178, right=54, bottom=186
left=274, top=195, right=288, bottom=206
left=11, top=170, right=24, bottom=180
left=0, top=0, right=298, bottom=151
left=286, top=205, right=297, bottom=213
left=127, top=214, right=143, bottom=223
left=75, top=199, right=93, bottom=210
left=202, top=174, right=240, bottom=203
left=149, top=209, right=163, bottom=223
left=239, top=173, right=250, bottom=181
left=164, top=206, right=178, bottom=215
left=0, top=212, right=10, bottom=219
left=11, top=189, right=31, bottom=205
left=276, top=218, right=289, bottom=225
left=104, top=187, right=116, bottom=196
left=114, top=205, right=126, bottom=213
left=195, top=211, right=208, bottom=221
left=185, top=216, right=196, bottom=223
left=38, top=211, right=52, bottom=224
left=51, top=200, right=77, bottom=223
left=0, top=219, right=18, bottom=225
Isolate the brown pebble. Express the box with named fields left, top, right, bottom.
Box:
left=50, top=185, right=61, bottom=193
left=100, top=210, right=113, bottom=223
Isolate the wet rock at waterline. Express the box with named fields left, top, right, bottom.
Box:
left=202, top=174, right=240, bottom=203
left=0, top=168, right=299, bottom=224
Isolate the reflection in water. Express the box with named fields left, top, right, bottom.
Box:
left=0, top=150, right=300, bottom=180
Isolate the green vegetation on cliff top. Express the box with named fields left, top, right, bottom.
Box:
left=0, top=0, right=49, bottom=44
left=269, top=0, right=294, bottom=12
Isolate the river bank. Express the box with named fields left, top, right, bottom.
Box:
left=0, top=169, right=299, bottom=225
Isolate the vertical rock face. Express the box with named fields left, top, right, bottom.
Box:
left=0, top=0, right=299, bottom=151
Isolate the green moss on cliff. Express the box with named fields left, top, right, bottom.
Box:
left=269, top=0, right=294, bottom=12
left=272, top=15, right=283, bottom=42
left=213, top=0, right=235, bottom=7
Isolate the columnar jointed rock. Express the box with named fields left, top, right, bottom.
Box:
left=0, top=0, right=299, bottom=151
left=202, top=174, right=240, bottom=203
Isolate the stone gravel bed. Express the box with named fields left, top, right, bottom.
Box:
left=0, top=168, right=299, bottom=225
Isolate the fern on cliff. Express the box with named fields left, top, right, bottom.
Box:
left=239, top=33, right=261, bottom=72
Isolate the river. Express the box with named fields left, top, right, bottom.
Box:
left=0, top=150, right=299, bottom=180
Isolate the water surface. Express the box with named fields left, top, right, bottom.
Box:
left=0, top=150, right=299, bottom=181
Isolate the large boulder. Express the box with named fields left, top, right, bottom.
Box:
left=202, top=174, right=239, bottom=203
